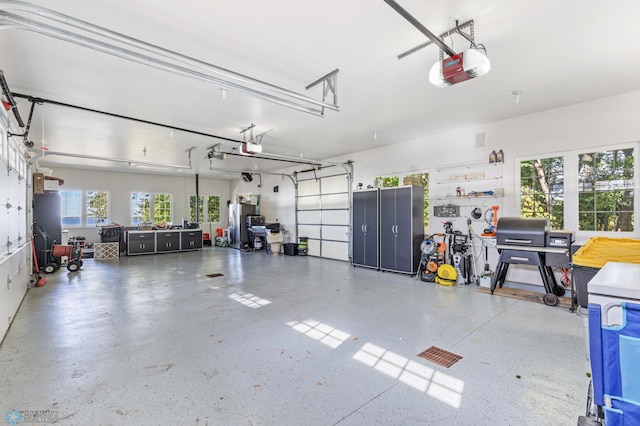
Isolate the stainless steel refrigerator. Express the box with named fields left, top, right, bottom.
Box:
left=228, top=203, right=258, bottom=249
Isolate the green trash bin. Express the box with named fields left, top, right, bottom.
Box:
left=298, top=237, right=308, bottom=256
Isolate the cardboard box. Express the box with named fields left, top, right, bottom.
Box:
left=33, top=173, right=45, bottom=194
left=44, top=179, right=59, bottom=191
left=403, top=176, right=422, bottom=186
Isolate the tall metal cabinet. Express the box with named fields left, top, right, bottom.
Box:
left=379, top=185, right=424, bottom=274
left=352, top=189, right=379, bottom=269
left=33, top=192, right=62, bottom=268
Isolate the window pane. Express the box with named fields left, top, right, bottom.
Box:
left=207, top=196, right=220, bottom=222
left=131, top=192, right=151, bottom=225
left=189, top=195, right=204, bottom=223
left=61, top=190, right=82, bottom=226
left=578, top=148, right=634, bottom=231
left=87, top=191, right=109, bottom=225
left=520, top=156, right=564, bottom=229
left=153, top=193, right=172, bottom=224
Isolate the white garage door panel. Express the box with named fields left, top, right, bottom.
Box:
left=322, top=225, right=349, bottom=241
left=322, top=209, right=349, bottom=225
left=298, top=179, right=319, bottom=196
left=322, top=241, right=349, bottom=260
left=307, top=239, right=321, bottom=256
left=298, top=225, right=320, bottom=239
left=320, top=175, right=348, bottom=192
left=298, top=196, right=320, bottom=210
left=321, top=193, right=349, bottom=209
left=298, top=210, right=321, bottom=224
left=295, top=169, right=351, bottom=262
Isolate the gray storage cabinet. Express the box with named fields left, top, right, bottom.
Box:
left=156, top=230, right=181, bottom=252
left=127, top=231, right=156, bottom=255
left=181, top=229, right=203, bottom=250
left=352, top=189, right=379, bottom=269
left=379, top=185, right=424, bottom=274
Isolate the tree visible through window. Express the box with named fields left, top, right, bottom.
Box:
left=131, top=192, right=151, bottom=225
left=520, top=157, right=564, bottom=229
left=87, top=191, right=109, bottom=225
left=376, top=173, right=429, bottom=230
left=153, top=193, right=172, bottom=224
left=207, top=196, right=221, bottom=222
left=578, top=148, right=634, bottom=231
left=189, top=195, right=204, bottom=223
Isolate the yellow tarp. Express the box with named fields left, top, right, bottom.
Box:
left=573, top=237, right=640, bottom=268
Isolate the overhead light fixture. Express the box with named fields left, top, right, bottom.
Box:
left=373, top=131, right=378, bottom=140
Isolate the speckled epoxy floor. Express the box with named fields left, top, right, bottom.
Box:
left=0, top=248, right=589, bottom=425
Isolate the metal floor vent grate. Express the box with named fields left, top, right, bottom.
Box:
left=206, top=273, right=224, bottom=278
left=417, top=346, right=463, bottom=368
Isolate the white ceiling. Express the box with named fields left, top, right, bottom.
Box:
left=2, top=0, right=640, bottom=178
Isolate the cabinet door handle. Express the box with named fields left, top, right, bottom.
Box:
left=362, top=224, right=365, bottom=232
left=364, top=224, right=368, bottom=232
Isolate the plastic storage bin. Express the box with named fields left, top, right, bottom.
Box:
left=573, top=237, right=640, bottom=308
left=284, top=243, right=298, bottom=256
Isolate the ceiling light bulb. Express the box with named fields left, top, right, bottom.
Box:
left=373, top=131, right=378, bottom=140
left=220, top=88, right=227, bottom=100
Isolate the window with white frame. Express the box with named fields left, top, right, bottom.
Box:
left=189, top=195, right=204, bottom=223
left=153, top=193, right=172, bottom=224
left=520, top=156, right=564, bottom=229
left=578, top=148, right=634, bottom=232
left=86, top=191, right=109, bottom=225
left=61, top=190, right=82, bottom=226
left=131, top=192, right=151, bottom=225
left=207, top=195, right=221, bottom=222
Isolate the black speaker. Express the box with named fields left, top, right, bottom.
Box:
left=241, top=172, right=253, bottom=183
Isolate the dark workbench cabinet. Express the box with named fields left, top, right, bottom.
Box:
left=126, top=229, right=202, bottom=255
left=126, top=231, right=156, bottom=255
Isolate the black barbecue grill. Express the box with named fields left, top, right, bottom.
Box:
left=492, top=217, right=574, bottom=306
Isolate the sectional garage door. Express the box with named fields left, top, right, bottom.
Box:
left=296, top=167, right=351, bottom=261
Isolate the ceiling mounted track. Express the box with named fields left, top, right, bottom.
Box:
left=0, top=1, right=339, bottom=117
left=397, top=19, right=474, bottom=60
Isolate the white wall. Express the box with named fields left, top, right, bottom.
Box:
left=233, top=90, right=640, bottom=285
left=239, top=90, right=640, bottom=238
left=41, top=167, right=232, bottom=245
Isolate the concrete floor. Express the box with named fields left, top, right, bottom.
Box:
left=0, top=247, right=590, bottom=425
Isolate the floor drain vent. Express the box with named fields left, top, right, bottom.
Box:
left=417, top=346, right=462, bottom=368
left=206, top=273, right=224, bottom=278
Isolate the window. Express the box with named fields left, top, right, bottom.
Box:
left=61, top=190, right=82, bottom=226
left=86, top=191, right=109, bottom=225
left=207, top=196, right=221, bottom=222
left=578, top=148, right=634, bottom=231
left=153, top=193, right=172, bottom=224
left=189, top=195, right=203, bottom=223
left=131, top=192, right=151, bottom=225
left=520, top=156, right=564, bottom=229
